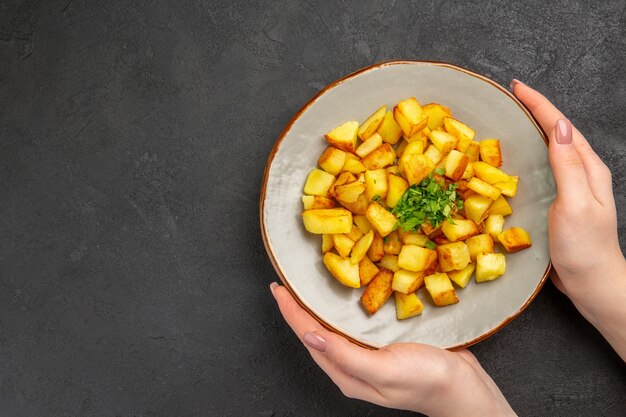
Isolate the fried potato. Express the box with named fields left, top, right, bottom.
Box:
left=360, top=269, right=394, bottom=314
left=395, top=292, right=424, bottom=319
left=424, top=272, right=459, bottom=306
left=498, top=227, right=532, bottom=253
left=323, top=252, right=360, bottom=288
left=325, top=121, right=359, bottom=153
left=302, top=208, right=353, bottom=234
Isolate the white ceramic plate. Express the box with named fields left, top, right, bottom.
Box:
left=261, top=61, right=555, bottom=350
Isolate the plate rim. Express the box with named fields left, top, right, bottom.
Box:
left=260, top=59, right=552, bottom=350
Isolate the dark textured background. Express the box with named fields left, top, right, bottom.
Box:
left=1, top=1, right=625, bottom=416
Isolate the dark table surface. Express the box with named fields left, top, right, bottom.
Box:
left=1, top=1, right=625, bottom=416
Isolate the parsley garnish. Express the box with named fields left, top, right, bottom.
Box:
left=424, top=240, right=437, bottom=250
left=391, top=175, right=463, bottom=232
left=372, top=195, right=381, bottom=202
left=383, top=236, right=390, bottom=244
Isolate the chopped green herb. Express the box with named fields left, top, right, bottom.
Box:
left=372, top=195, right=381, bottom=202
left=424, top=240, right=437, bottom=250
left=433, top=167, right=445, bottom=176
left=383, top=236, right=390, bottom=244
left=391, top=174, right=462, bottom=232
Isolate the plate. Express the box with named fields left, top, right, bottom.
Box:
left=260, top=61, right=555, bottom=350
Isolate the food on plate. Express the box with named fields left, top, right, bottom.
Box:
left=301, top=98, right=533, bottom=320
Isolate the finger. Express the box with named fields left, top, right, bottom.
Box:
left=549, top=118, right=593, bottom=201
left=511, top=80, right=614, bottom=205
left=271, top=284, right=389, bottom=384
left=270, top=284, right=386, bottom=403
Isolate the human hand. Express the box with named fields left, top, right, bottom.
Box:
left=511, top=80, right=626, bottom=359
left=270, top=283, right=517, bottom=417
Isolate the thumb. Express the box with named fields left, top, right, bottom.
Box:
left=549, top=119, right=591, bottom=202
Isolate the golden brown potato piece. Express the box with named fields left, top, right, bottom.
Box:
left=465, top=233, right=494, bottom=261
left=350, top=230, right=374, bottom=265
left=428, top=130, right=458, bottom=154
left=479, top=139, right=502, bottom=167
left=325, top=121, right=359, bottom=153
left=302, top=195, right=336, bottom=210
left=333, top=181, right=366, bottom=203
left=338, top=192, right=369, bottom=215
left=468, top=177, right=502, bottom=200
left=333, top=234, right=355, bottom=257
left=365, top=202, right=398, bottom=237
left=463, top=194, right=493, bottom=224
left=383, top=230, right=402, bottom=255
left=322, top=234, right=334, bottom=254
left=487, top=195, right=513, bottom=217
left=441, top=219, right=480, bottom=242
left=447, top=263, right=476, bottom=288
left=393, top=98, right=428, bottom=137
left=303, top=168, right=336, bottom=196
left=360, top=269, right=394, bottom=314
left=359, top=256, right=379, bottom=285
left=475, top=253, right=506, bottom=282
left=444, top=150, right=469, bottom=181
left=398, top=154, right=435, bottom=186
left=323, top=252, right=361, bottom=288
left=443, top=117, right=475, bottom=152
left=392, top=269, right=425, bottom=294
left=423, top=103, right=452, bottom=131
left=436, top=242, right=471, bottom=272
left=424, top=272, right=459, bottom=306
left=378, top=254, right=400, bottom=272
left=498, top=227, right=532, bottom=253
left=386, top=174, right=409, bottom=209
left=302, top=208, right=353, bottom=234
left=356, top=133, right=384, bottom=158
left=358, top=105, right=386, bottom=141
left=395, top=292, right=424, bottom=319
left=471, top=162, right=511, bottom=184
left=362, top=143, right=397, bottom=170
left=484, top=214, right=505, bottom=239
left=493, top=176, right=519, bottom=197
left=364, top=169, right=388, bottom=201
left=376, top=110, right=403, bottom=144
left=398, top=245, right=437, bottom=272
left=318, top=146, right=347, bottom=176
left=367, top=232, right=385, bottom=262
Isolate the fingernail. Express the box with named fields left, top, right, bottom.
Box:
left=555, top=119, right=572, bottom=144
left=270, top=282, right=279, bottom=296
left=510, top=79, right=521, bottom=91
left=303, top=332, right=327, bottom=352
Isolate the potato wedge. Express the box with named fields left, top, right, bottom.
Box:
left=468, top=177, right=502, bottom=200
left=488, top=195, right=513, bottom=217
left=428, top=130, right=458, bottom=154
left=333, top=233, right=356, bottom=257
left=322, top=234, right=334, bottom=254
left=493, top=176, right=519, bottom=197
left=383, top=230, right=402, bottom=255
left=398, top=153, right=435, bottom=186
left=484, top=214, right=505, bottom=239
left=351, top=230, right=374, bottom=264
left=356, top=133, right=384, bottom=158
left=444, top=149, right=469, bottom=181
left=443, top=117, right=475, bottom=152
left=376, top=110, right=403, bottom=145
left=358, top=105, right=386, bottom=140
left=463, top=194, right=493, bottom=224
left=333, top=181, right=366, bottom=203
left=394, top=98, right=428, bottom=137
left=472, top=162, right=511, bottom=184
